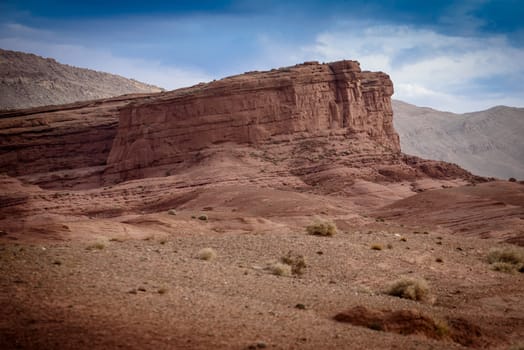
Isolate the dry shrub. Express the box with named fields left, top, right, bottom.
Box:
left=281, top=252, right=307, bottom=275
left=387, top=277, right=430, bottom=301
left=270, top=262, right=292, bottom=276
left=487, top=247, right=524, bottom=273
left=434, top=318, right=451, bottom=338
left=197, top=247, right=217, bottom=261
left=371, top=244, right=383, bottom=250
left=86, top=242, right=105, bottom=251
left=306, top=221, right=337, bottom=236
left=167, top=209, right=177, bottom=216
left=491, top=262, right=517, bottom=273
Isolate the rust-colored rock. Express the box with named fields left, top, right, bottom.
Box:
left=105, top=61, right=400, bottom=182
left=0, top=60, right=477, bottom=191
left=334, top=306, right=487, bottom=348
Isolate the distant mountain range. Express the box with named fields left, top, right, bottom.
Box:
left=393, top=100, right=524, bottom=180
left=0, top=49, right=162, bottom=110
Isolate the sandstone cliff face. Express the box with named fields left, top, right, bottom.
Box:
left=0, top=95, right=153, bottom=188
left=0, top=60, right=478, bottom=191
left=106, top=61, right=399, bottom=181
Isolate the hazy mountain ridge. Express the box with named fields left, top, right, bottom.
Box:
left=0, top=48, right=163, bottom=110
left=393, top=100, right=524, bottom=179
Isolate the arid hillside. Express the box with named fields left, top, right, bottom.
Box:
left=0, top=49, right=163, bottom=111
left=1, top=60, right=522, bottom=350
left=393, top=100, right=524, bottom=180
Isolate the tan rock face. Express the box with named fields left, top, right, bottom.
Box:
left=106, top=61, right=400, bottom=181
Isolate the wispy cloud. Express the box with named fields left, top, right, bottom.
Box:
left=0, top=23, right=212, bottom=90
left=1, top=1, right=523, bottom=113
left=297, top=24, right=524, bottom=112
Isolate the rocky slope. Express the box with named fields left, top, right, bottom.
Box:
left=393, top=100, right=524, bottom=180
left=0, top=48, right=163, bottom=110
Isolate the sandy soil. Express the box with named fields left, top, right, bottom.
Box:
left=1, top=180, right=523, bottom=349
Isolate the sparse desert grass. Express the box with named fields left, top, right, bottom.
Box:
left=491, top=262, right=516, bottom=273
left=86, top=242, right=105, bottom=251
left=269, top=262, right=292, bottom=276
left=367, top=322, right=384, bottom=331
left=281, top=252, right=307, bottom=275
left=198, top=214, right=208, bottom=221
left=167, top=209, right=177, bottom=216
left=487, top=247, right=524, bottom=273
left=197, top=247, right=216, bottom=261
left=109, top=237, right=125, bottom=243
left=433, top=318, right=450, bottom=338
left=386, top=277, right=430, bottom=301
left=306, top=221, right=337, bottom=236
left=371, top=244, right=383, bottom=250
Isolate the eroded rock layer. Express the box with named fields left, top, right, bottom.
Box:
left=106, top=61, right=400, bottom=181
left=0, top=60, right=480, bottom=191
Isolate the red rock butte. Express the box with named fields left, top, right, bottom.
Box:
left=106, top=61, right=399, bottom=180
left=1, top=59, right=477, bottom=192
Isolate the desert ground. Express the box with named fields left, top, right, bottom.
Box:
left=1, top=176, right=523, bottom=350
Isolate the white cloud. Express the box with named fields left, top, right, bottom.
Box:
left=0, top=24, right=212, bottom=90
left=2, top=19, right=524, bottom=112
left=296, top=24, right=524, bottom=112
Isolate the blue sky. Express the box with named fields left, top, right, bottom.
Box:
left=1, top=0, right=523, bottom=112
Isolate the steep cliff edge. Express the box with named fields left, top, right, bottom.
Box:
left=1, top=60, right=478, bottom=191
left=105, top=61, right=400, bottom=181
